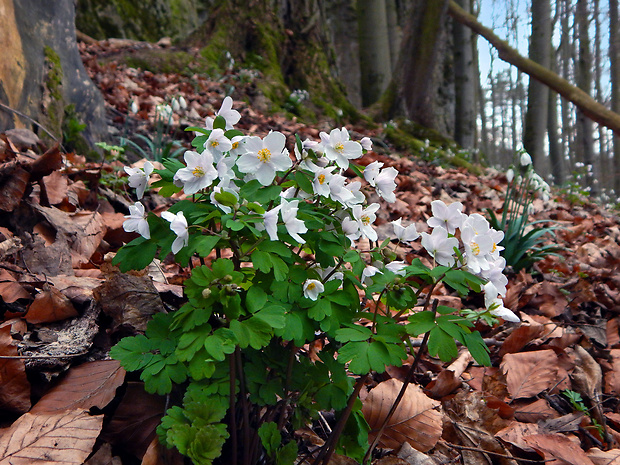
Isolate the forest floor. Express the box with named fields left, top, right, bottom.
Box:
left=0, top=38, right=620, bottom=465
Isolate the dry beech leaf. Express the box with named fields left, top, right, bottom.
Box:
left=0, top=326, right=31, bottom=413
left=495, top=421, right=540, bottom=452
left=500, top=349, right=559, bottom=399
left=604, top=349, right=620, bottom=395
left=607, top=318, right=620, bottom=348
left=29, top=144, right=63, bottom=180
left=571, top=345, right=602, bottom=400
left=587, top=447, right=620, bottom=465
left=0, top=409, right=103, bottom=464
left=41, top=170, right=69, bottom=206
left=513, top=398, right=558, bottom=423
left=31, top=360, right=125, bottom=414
left=522, top=433, right=595, bottom=465
left=0, top=269, right=32, bottom=303
left=499, top=324, right=545, bottom=357
left=141, top=437, right=184, bottom=465
left=84, top=443, right=122, bottom=465
left=0, top=163, right=29, bottom=212
left=362, top=378, right=442, bottom=452
left=25, top=284, right=78, bottom=324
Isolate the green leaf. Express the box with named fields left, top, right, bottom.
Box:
left=112, top=237, right=157, bottom=272
left=335, top=325, right=372, bottom=342
left=427, top=326, right=458, bottom=362
left=246, top=286, right=268, bottom=313
left=213, top=115, right=227, bottom=130
left=308, top=298, right=331, bottom=321
left=276, top=441, right=298, bottom=465
left=229, top=317, right=273, bottom=349
left=203, top=329, right=237, bottom=362
left=406, top=311, right=436, bottom=336
left=463, top=331, right=491, bottom=366
left=294, top=170, right=314, bottom=194
left=254, top=305, right=286, bottom=329
left=110, top=334, right=156, bottom=372
left=252, top=250, right=272, bottom=273
left=194, top=235, right=220, bottom=257
left=258, top=422, right=281, bottom=456
left=214, top=190, right=238, bottom=207
left=270, top=254, right=289, bottom=281
left=337, top=341, right=370, bottom=374
left=225, top=129, right=244, bottom=139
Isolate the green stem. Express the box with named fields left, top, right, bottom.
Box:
left=229, top=353, right=238, bottom=465
left=362, top=299, right=439, bottom=464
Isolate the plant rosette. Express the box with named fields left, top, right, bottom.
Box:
left=111, top=97, right=518, bottom=464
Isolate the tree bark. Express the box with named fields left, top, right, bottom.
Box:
left=611, top=0, right=620, bottom=193
left=357, top=0, right=392, bottom=106
left=452, top=0, right=476, bottom=149
left=523, top=0, right=551, bottom=174
left=447, top=0, right=620, bottom=136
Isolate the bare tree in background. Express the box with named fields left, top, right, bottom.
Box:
left=453, top=0, right=476, bottom=149
left=610, top=0, right=620, bottom=194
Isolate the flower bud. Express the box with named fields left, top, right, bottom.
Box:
left=223, top=275, right=233, bottom=283
left=202, top=288, right=212, bottom=299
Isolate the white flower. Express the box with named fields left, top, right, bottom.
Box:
left=216, top=96, right=241, bottom=129
left=129, top=100, right=139, bottom=114
left=364, top=161, right=383, bottom=185
left=479, top=257, right=508, bottom=296
left=342, top=216, right=360, bottom=243
left=506, top=168, right=514, bottom=183
left=179, top=96, right=187, bottom=110
left=171, top=98, right=180, bottom=112
left=360, top=136, right=372, bottom=151
left=392, top=218, right=419, bottom=242
left=236, top=131, right=292, bottom=185
left=374, top=167, right=398, bottom=203
left=303, top=279, right=324, bottom=301
left=386, top=261, right=407, bottom=276
left=123, top=202, right=150, bottom=239
left=319, top=127, right=362, bottom=169
left=328, top=174, right=356, bottom=205
left=343, top=180, right=365, bottom=207
left=487, top=297, right=520, bottom=322
left=362, top=265, right=382, bottom=285
left=313, top=167, right=334, bottom=197
left=156, top=104, right=173, bottom=120
left=313, top=265, right=344, bottom=283
left=427, top=200, right=464, bottom=234
left=262, top=204, right=282, bottom=241
left=280, top=199, right=307, bottom=244
left=124, top=160, right=154, bottom=199
left=520, top=152, right=532, bottom=166
left=173, top=150, right=218, bottom=195
left=420, top=227, right=459, bottom=267
left=352, top=203, right=380, bottom=242
left=161, top=210, right=189, bottom=254
left=230, top=135, right=247, bottom=157
left=204, top=128, right=233, bottom=162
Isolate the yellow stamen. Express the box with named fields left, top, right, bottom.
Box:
left=211, top=140, right=220, bottom=147
left=361, top=215, right=370, bottom=226
left=491, top=243, right=497, bottom=253
left=192, top=166, right=205, bottom=177
left=335, top=142, right=344, bottom=153
left=232, top=141, right=239, bottom=149
left=257, top=148, right=272, bottom=163
left=318, top=174, right=326, bottom=184
left=307, top=282, right=316, bottom=291
left=471, top=242, right=480, bottom=256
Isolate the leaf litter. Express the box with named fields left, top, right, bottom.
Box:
left=0, top=37, right=618, bottom=464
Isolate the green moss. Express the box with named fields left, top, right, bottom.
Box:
left=120, top=49, right=197, bottom=74
left=44, top=46, right=63, bottom=101
left=42, top=46, right=65, bottom=142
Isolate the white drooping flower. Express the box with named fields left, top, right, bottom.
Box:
left=479, top=256, right=508, bottom=296
left=236, top=131, right=292, bottom=186
left=313, top=265, right=344, bottom=283
left=328, top=174, right=356, bottom=205
left=215, top=96, right=241, bottom=129
left=374, top=167, right=398, bottom=203
left=123, top=202, right=150, bottom=239
left=204, top=128, right=233, bottom=162
left=352, top=203, right=380, bottom=242
left=506, top=168, right=514, bottom=183
left=161, top=210, right=189, bottom=254
left=173, top=150, right=218, bottom=195
left=303, top=279, right=324, bottom=301
left=361, top=264, right=382, bottom=285
left=129, top=100, right=139, bottom=114
left=124, top=161, right=154, bottom=199
left=280, top=199, right=307, bottom=244
left=427, top=200, right=465, bottom=234
left=386, top=261, right=407, bottom=276
left=520, top=152, right=532, bottom=166
left=391, top=218, right=419, bottom=242
left=484, top=283, right=519, bottom=322
left=360, top=136, right=372, bottom=151
left=364, top=161, right=383, bottom=185
left=262, top=204, right=282, bottom=241
left=342, top=216, right=360, bottom=243
left=319, top=127, right=362, bottom=169
left=420, top=226, right=459, bottom=267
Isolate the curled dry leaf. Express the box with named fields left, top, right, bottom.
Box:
left=31, top=360, right=125, bottom=414
left=571, top=345, right=602, bottom=401
left=587, top=447, right=620, bottom=465
left=362, top=378, right=442, bottom=452
left=0, top=409, right=103, bottom=465
left=500, top=349, right=560, bottom=400
left=522, top=433, right=595, bottom=465
left=605, top=349, right=620, bottom=395
left=0, top=269, right=31, bottom=303
left=25, top=283, right=78, bottom=324
left=0, top=325, right=31, bottom=413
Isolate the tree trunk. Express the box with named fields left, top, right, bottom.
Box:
left=0, top=0, right=107, bottom=151
left=357, top=0, right=392, bottom=106
left=385, top=0, right=401, bottom=71
left=452, top=0, right=476, bottom=149
left=523, top=0, right=551, bottom=174
left=611, top=0, right=620, bottom=193
left=447, top=0, right=620, bottom=135
left=575, top=0, right=596, bottom=194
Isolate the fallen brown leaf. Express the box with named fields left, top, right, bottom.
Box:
left=522, top=433, right=595, bottom=465
left=0, top=325, right=31, bottom=413
left=25, top=283, right=78, bottom=324
left=0, top=409, right=103, bottom=464
left=501, top=349, right=560, bottom=400
left=31, top=360, right=125, bottom=414
left=362, top=378, right=442, bottom=452
left=587, top=447, right=620, bottom=465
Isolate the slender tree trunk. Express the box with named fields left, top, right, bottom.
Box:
left=453, top=0, right=476, bottom=149
left=575, top=0, right=596, bottom=194
left=560, top=0, right=574, bottom=169
left=548, top=2, right=564, bottom=185
left=611, top=0, right=620, bottom=194
left=385, top=0, right=401, bottom=71
left=523, top=0, right=551, bottom=175
left=358, top=0, right=392, bottom=106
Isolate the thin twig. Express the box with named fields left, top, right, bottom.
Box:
left=0, top=351, right=89, bottom=359
left=0, top=101, right=61, bottom=144
left=441, top=440, right=551, bottom=463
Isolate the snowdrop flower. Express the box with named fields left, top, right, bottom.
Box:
left=420, top=227, right=459, bottom=267
left=204, top=128, right=233, bottom=162
left=161, top=211, right=189, bottom=254
left=352, top=203, right=380, bottom=242
left=280, top=199, right=307, bottom=244
left=506, top=168, right=514, bottom=183
left=391, top=218, right=419, bottom=242
left=124, top=161, right=154, bottom=199
left=303, top=279, right=324, bottom=301
left=129, top=100, right=139, bottom=114
left=236, top=131, right=292, bottom=186
left=360, top=136, right=372, bottom=151
left=386, top=261, right=407, bottom=276
left=374, top=167, right=398, bottom=203
left=427, top=200, right=464, bottom=234
left=520, top=152, right=532, bottom=166
left=123, top=202, right=150, bottom=239
left=215, top=96, right=241, bottom=129
left=178, top=96, right=187, bottom=110
left=173, top=150, right=218, bottom=195
left=319, top=127, right=362, bottom=169
left=362, top=264, right=382, bottom=285
left=364, top=161, right=383, bottom=185
left=171, top=98, right=181, bottom=112
left=156, top=104, right=173, bottom=120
